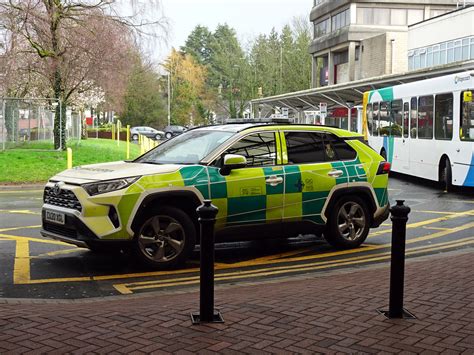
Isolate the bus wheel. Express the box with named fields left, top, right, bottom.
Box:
left=440, top=159, right=452, bottom=192
left=380, top=149, right=387, bottom=161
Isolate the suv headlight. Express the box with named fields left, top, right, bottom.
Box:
left=82, top=177, right=140, bottom=196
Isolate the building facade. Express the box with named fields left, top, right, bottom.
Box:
left=408, top=5, right=474, bottom=70
left=310, top=0, right=460, bottom=88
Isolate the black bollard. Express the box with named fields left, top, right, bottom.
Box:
left=379, top=200, right=415, bottom=319
left=191, top=200, right=224, bottom=324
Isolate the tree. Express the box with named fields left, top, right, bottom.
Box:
left=120, top=56, right=167, bottom=128
left=164, top=48, right=207, bottom=126
left=180, top=25, right=212, bottom=66
left=0, top=0, right=167, bottom=149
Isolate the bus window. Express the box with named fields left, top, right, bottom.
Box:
left=366, top=104, right=373, bottom=135
left=435, top=93, right=453, bottom=140
left=418, top=95, right=434, bottom=139
left=379, top=101, right=390, bottom=136
left=461, top=90, right=474, bottom=141
left=410, top=97, right=417, bottom=138
left=403, top=102, right=409, bottom=138
left=390, top=99, right=403, bottom=137
left=372, top=102, right=379, bottom=136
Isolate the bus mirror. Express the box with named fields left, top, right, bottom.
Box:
left=464, top=91, right=472, bottom=102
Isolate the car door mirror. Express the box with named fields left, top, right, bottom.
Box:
left=220, top=154, right=247, bottom=176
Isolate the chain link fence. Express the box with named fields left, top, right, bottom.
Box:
left=0, top=98, right=82, bottom=150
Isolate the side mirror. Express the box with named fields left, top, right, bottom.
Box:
left=220, top=154, right=247, bottom=176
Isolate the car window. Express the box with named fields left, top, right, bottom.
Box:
left=323, top=133, right=357, bottom=161
left=222, top=132, right=277, bottom=167
left=285, top=131, right=325, bottom=164
left=136, top=130, right=233, bottom=164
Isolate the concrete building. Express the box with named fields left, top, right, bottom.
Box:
left=408, top=4, right=474, bottom=70
left=310, top=0, right=459, bottom=88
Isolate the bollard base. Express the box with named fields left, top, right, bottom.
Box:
left=377, top=308, right=416, bottom=319
left=190, top=310, right=225, bottom=325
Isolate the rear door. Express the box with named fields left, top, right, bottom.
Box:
left=280, top=131, right=348, bottom=225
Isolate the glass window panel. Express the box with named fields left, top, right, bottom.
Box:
left=471, top=38, right=474, bottom=59
left=225, top=132, right=277, bottom=166
left=447, top=41, right=454, bottom=63
left=435, top=93, right=453, bottom=140
left=426, top=47, right=433, bottom=67
left=418, top=95, right=434, bottom=139
left=379, top=101, right=390, bottom=136
left=285, top=132, right=325, bottom=163
left=390, top=100, right=403, bottom=137
left=408, top=9, right=424, bottom=24
left=367, top=104, right=373, bottom=136
left=461, top=90, right=474, bottom=141
left=419, top=51, right=426, bottom=68
left=373, top=102, right=379, bottom=136
left=410, top=97, right=418, bottom=138
left=391, top=9, right=407, bottom=25
left=440, top=44, right=447, bottom=64
left=403, top=102, right=409, bottom=138
left=462, top=38, right=469, bottom=60
left=414, top=53, right=420, bottom=70
left=408, top=55, right=414, bottom=70
left=433, top=46, right=440, bottom=66
left=374, top=8, right=390, bottom=25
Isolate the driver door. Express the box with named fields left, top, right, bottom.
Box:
left=210, top=131, right=284, bottom=228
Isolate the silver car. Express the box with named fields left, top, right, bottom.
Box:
left=130, top=126, right=165, bottom=141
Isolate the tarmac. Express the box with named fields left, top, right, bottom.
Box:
left=0, top=248, right=473, bottom=354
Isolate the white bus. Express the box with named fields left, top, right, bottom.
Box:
left=362, top=71, right=474, bottom=190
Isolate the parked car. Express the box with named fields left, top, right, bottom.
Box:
left=130, top=126, right=164, bottom=141
left=41, top=123, right=390, bottom=269
left=163, top=125, right=186, bottom=139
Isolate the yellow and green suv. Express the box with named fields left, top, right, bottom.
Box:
left=41, top=123, right=390, bottom=268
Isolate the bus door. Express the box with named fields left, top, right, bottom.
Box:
left=399, top=101, right=410, bottom=171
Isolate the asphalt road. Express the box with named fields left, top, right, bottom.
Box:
left=1, top=175, right=473, bottom=300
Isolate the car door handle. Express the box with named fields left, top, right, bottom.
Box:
left=328, top=169, right=344, bottom=178
left=265, top=175, right=283, bottom=186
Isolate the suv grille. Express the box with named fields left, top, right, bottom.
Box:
left=44, top=187, right=82, bottom=212
left=43, top=222, right=78, bottom=239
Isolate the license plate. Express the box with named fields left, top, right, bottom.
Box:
left=45, top=210, right=65, bottom=225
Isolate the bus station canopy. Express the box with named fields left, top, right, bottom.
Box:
left=251, top=60, right=474, bottom=115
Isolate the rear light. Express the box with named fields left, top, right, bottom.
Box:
left=377, top=161, right=391, bottom=175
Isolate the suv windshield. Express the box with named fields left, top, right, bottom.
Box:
left=136, top=129, right=234, bottom=164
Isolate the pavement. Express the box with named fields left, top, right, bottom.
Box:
left=0, top=249, right=473, bottom=354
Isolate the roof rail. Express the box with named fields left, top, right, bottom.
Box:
left=224, top=117, right=294, bottom=124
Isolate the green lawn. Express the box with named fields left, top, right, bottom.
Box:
left=0, top=139, right=142, bottom=184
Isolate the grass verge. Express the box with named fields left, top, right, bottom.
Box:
left=0, top=139, right=142, bottom=184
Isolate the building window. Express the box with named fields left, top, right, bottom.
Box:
left=447, top=41, right=454, bottom=63
left=391, top=9, right=407, bottom=25
left=462, top=38, right=470, bottom=60
left=314, top=18, right=330, bottom=37
left=332, top=9, right=350, bottom=31
left=430, top=9, right=448, bottom=18
left=471, top=38, right=474, bottom=59
left=374, top=8, right=390, bottom=25
left=440, top=43, right=447, bottom=65
left=426, top=47, right=433, bottom=67
left=407, top=9, right=424, bottom=24
left=433, top=45, right=440, bottom=66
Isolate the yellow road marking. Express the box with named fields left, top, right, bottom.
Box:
left=13, top=239, right=31, bottom=284
left=0, top=233, right=70, bottom=246
left=423, top=227, right=451, bottom=231
left=114, top=238, right=474, bottom=294
left=34, top=248, right=80, bottom=258
left=0, top=209, right=41, bottom=215
left=14, top=220, right=474, bottom=285
left=0, top=225, right=42, bottom=233
left=0, top=189, right=43, bottom=194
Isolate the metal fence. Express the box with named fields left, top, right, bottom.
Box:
left=0, top=97, right=69, bottom=150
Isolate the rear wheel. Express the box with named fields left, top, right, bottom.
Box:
left=439, top=158, right=452, bottom=192
left=155, top=133, right=162, bottom=140
left=325, top=196, right=370, bottom=249
left=133, top=207, right=196, bottom=269
left=165, top=132, right=173, bottom=139
left=132, top=133, right=138, bottom=141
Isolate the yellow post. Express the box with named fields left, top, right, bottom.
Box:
left=117, top=120, right=121, bottom=146
left=111, top=123, right=115, bottom=141
left=67, top=147, right=72, bottom=169
left=126, top=125, right=130, bottom=160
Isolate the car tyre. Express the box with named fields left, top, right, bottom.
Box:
left=133, top=207, right=196, bottom=269
left=165, top=132, right=173, bottom=139
left=132, top=133, right=138, bottom=141
left=325, top=195, right=370, bottom=249
left=155, top=133, right=162, bottom=140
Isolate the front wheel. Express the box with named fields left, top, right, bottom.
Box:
left=325, top=196, right=370, bottom=249
left=155, top=134, right=162, bottom=140
left=132, top=133, right=138, bottom=141
left=133, top=207, right=196, bottom=269
left=165, top=132, right=173, bottom=139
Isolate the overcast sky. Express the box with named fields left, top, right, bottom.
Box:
left=156, top=0, right=312, bottom=61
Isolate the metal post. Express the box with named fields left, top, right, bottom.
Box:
left=378, top=200, right=415, bottom=319
left=191, top=200, right=224, bottom=324
left=167, top=73, right=171, bottom=127
left=59, top=100, right=63, bottom=150
left=2, top=100, right=5, bottom=151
